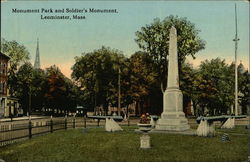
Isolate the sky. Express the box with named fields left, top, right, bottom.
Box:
left=1, top=1, right=249, bottom=78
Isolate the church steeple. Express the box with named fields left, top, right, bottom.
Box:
left=34, top=38, right=40, bottom=69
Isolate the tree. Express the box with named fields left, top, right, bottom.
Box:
left=31, top=69, right=47, bottom=112
left=44, top=65, right=68, bottom=115
left=0, top=38, right=30, bottom=71
left=193, top=58, right=234, bottom=115
left=128, top=51, right=158, bottom=115
left=179, top=62, right=197, bottom=114
left=135, top=15, right=205, bottom=92
left=14, top=62, right=34, bottom=114
left=0, top=38, right=30, bottom=96
left=72, top=47, right=126, bottom=114
left=64, top=78, right=80, bottom=113
left=14, top=64, right=78, bottom=115
left=13, top=63, right=47, bottom=114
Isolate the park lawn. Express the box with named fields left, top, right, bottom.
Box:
left=216, top=125, right=249, bottom=135
left=0, top=126, right=248, bottom=162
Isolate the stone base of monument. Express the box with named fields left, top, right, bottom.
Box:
left=140, top=134, right=151, bottom=149
left=155, top=112, right=190, bottom=131
left=151, top=128, right=196, bottom=135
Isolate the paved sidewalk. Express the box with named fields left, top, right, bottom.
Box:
left=0, top=116, right=44, bottom=122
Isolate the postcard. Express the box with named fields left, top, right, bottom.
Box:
left=0, top=1, right=249, bottom=161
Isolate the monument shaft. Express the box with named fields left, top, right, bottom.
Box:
left=155, top=26, right=190, bottom=131
left=167, top=27, right=179, bottom=89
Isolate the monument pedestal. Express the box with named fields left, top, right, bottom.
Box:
left=155, top=116, right=190, bottom=131
left=140, top=134, right=151, bottom=149
left=155, top=89, right=190, bottom=131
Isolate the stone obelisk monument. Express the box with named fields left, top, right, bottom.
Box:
left=155, top=26, right=190, bottom=131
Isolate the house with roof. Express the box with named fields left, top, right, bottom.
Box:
left=0, top=52, right=21, bottom=117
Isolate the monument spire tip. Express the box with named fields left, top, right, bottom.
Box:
left=170, top=26, right=177, bottom=35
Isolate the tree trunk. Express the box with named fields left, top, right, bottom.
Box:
left=160, top=82, right=165, bottom=94
left=140, top=100, right=144, bottom=114
left=135, top=101, right=139, bottom=116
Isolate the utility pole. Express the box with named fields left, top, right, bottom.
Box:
left=29, top=85, right=31, bottom=116
left=118, top=67, right=121, bottom=116
left=233, top=4, right=240, bottom=116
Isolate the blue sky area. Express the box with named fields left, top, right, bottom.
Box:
left=1, top=1, right=249, bottom=78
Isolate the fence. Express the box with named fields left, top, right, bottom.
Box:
left=0, top=116, right=88, bottom=147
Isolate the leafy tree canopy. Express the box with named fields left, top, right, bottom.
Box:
left=1, top=38, right=30, bottom=72
left=72, top=46, right=126, bottom=113
left=135, top=15, right=206, bottom=91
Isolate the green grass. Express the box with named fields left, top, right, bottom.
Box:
left=0, top=126, right=248, bottom=162
left=216, top=125, right=249, bottom=135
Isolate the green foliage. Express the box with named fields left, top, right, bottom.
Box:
left=72, top=47, right=126, bottom=113
left=44, top=66, right=67, bottom=111
left=0, top=38, right=30, bottom=71
left=196, top=58, right=234, bottom=115
left=14, top=62, right=34, bottom=114
left=1, top=38, right=30, bottom=96
left=179, top=63, right=197, bottom=113
left=129, top=51, right=157, bottom=100
left=12, top=63, right=79, bottom=115
left=31, top=69, right=47, bottom=111
left=192, top=58, right=249, bottom=116
left=128, top=51, right=161, bottom=114
left=135, top=15, right=205, bottom=91
left=72, top=49, right=161, bottom=115
left=44, top=65, right=79, bottom=114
